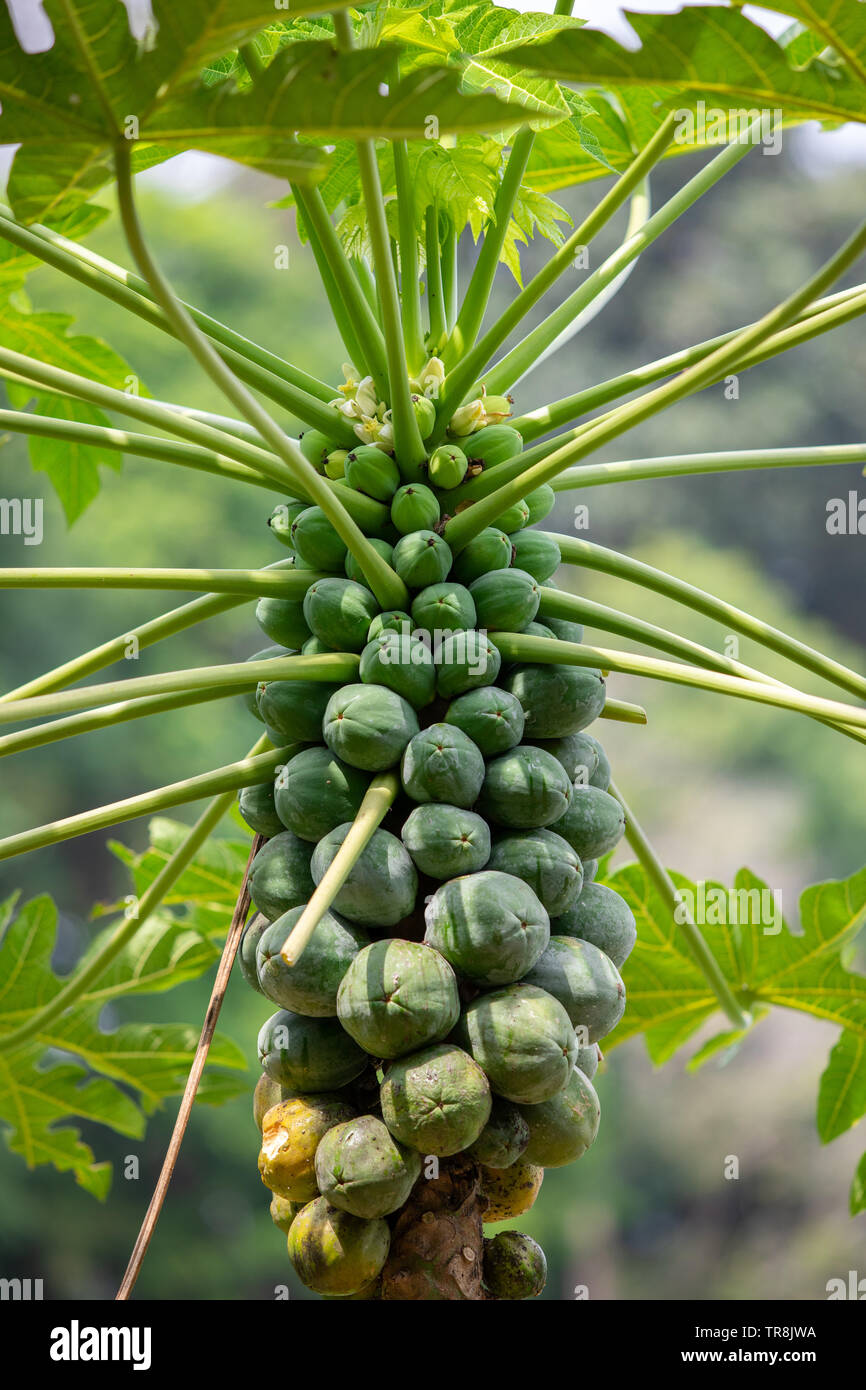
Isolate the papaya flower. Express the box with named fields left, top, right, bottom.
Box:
left=448, top=399, right=485, bottom=436
left=417, top=356, right=445, bottom=400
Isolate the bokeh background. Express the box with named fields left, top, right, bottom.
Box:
left=1, top=2, right=865, bottom=1302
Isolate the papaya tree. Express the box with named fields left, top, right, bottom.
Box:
left=0, top=0, right=865, bottom=1302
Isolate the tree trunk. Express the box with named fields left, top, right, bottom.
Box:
left=380, top=1155, right=486, bottom=1300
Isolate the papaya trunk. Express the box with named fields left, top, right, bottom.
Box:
left=380, top=1155, right=486, bottom=1300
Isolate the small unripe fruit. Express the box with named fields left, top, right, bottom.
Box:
left=428, top=444, right=468, bottom=490
left=411, top=393, right=437, bottom=438
left=299, top=429, right=340, bottom=469
left=324, top=449, right=347, bottom=479
left=391, top=482, right=441, bottom=534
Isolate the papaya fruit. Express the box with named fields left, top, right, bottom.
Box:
left=241, top=644, right=292, bottom=719
left=257, top=678, right=338, bottom=743
left=552, top=883, right=637, bottom=969
left=344, top=537, right=394, bottom=589
left=492, top=498, right=530, bottom=533
left=524, top=485, right=556, bottom=526
left=467, top=1097, right=530, bottom=1170
left=543, top=614, right=584, bottom=645
left=291, top=506, right=348, bottom=571
left=504, top=664, right=606, bottom=738
left=464, top=425, right=523, bottom=469
left=427, top=443, right=468, bottom=489
left=345, top=444, right=401, bottom=502
left=303, top=577, right=380, bottom=653
left=237, top=779, right=283, bottom=838
left=256, top=909, right=368, bottom=1016
left=299, top=429, right=341, bottom=470
left=254, top=1072, right=285, bottom=1130
left=401, top=722, right=485, bottom=808
left=576, top=1044, right=600, bottom=1080
left=323, top=683, right=419, bottom=772
left=552, top=785, right=626, bottom=859
left=390, top=482, right=440, bottom=534
left=526, top=732, right=591, bottom=783
left=509, top=531, right=561, bottom=582
left=401, top=803, right=491, bottom=880
left=392, top=529, right=453, bottom=588
left=455, top=983, right=578, bottom=1103
left=274, top=747, right=368, bottom=843
left=435, top=629, right=501, bottom=699
left=483, top=1231, right=547, bottom=1299
left=487, top=828, right=583, bottom=917
left=411, top=393, right=437, bottom=439
left=270, top=1195, right=302, bottom=1234
left=255, top=596, right=310, bottom=649
left=336, top=939, right=460, bottom=1059
left=469, top=567, right=539, bottom=631
left=450, top=527, right=513, bottom=587
left=523, top=936, right=625, bottom=1043
left=480, top=1160, right=543, bottom=1223
left=424, top=870, right=550, bottom=987
left=478, top=745, right=572, bottom=829
left=315, top=1114, right=421, bottom=1219
left=379, top=1042, right=491, bottom=1156
left=239, top=912, right=272, bottom=994
left=367, top=609, right=414, bottom=641
left=359, top=631, right=436, bottom=709
left=258, top=1093, right=355, bottom=1201
left=248, top=832, right=315, bottom=920
left=301, top=636, right=334, bottom=656
left=268, top=499, right=308, bottom=548
left=288, top=1196, right=390, bottom=1296
left=410, top=581, right=476, bottom=635
left=444, top=685, right=525, bottom=756
left=311, top=824, right=417, bottom=928
left=583, top=732, right=612, bottom=789
left=517, top=1066, right=600, bottom=1167
left=258, top=1009, right=367, bottom=1092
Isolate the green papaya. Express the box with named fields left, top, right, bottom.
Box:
left=410, top=581, right=477, bottom=635
left=464, top=425, right=523, bottom=469
left=451, top=527, right=513, bottom=587
left=274, top=746, right=369, bottom=843
left=544, top=614, right=584, bottom=645
left=424, top=870, right=549, bottom=986
left=576, top=1044, right=599, bottom=1080
left=483, top=1231, right=547, bottom=1300
left=258, top=1009, right=367, bottom=1091
left=303, top=577, right=379, bottom=652
left=258, top=1094, right=355, bottom=1201
left=519, top=621, right=555, bottom=640
left=390, top=483, right=440, bottom=534
left=401, top=803, right=491, bottom=880
left=492, top=498, right=530, bottom=532
left=324, top=450, right=347, bottom=480
left=345, top=444, right=401, bottom=502
left=584, top=732, right=611, bottom=789
left=270, top=1195, right=302, bottom=1234
left=288, top=1196, right=390, bottom=1296
left=509, top=531, right=561, bottom=582
left=467, top=1098, right=530, bottom=1169
left=583, top=858, right=599, bottom=884
left=367, top=609, right=414, bottom=641
left=478, top=745, right=572, bottom=829
left=480, top=1160, right=543, bottom=1222
left=311, top=824, right=417, bottom=928
left=359, top=631, right=436, bottom=709
left=337, top=939, right=461, bottom=1059
left=504, top=664, right=606, bottom=737
left=401, top=723, right=485, bottom=808
left=379, top=1043, right=491, bottom=1156
left=248, top=832, right=315, bottom=920
left=254, top=1072, right=285, bottom=1130
left=315, top=1114, right=422, bottom=1219
left=299, top=429, right=341, bottom=469
left=301, top=636, right=334, bottom=655
left=237, top=780, right=283, bottom=838
left=239, top=912, right=271, bottom=994
left=487, top=828, right=583, bottom=917
left=257, top=678, right=338, bottom=742
left=455, top=983, right=578, bottom=1104
left=427, top=443, right=468, bottom=489
left=256, top=597, right=310, bottom=649
left=524, top=485, right=556, bottom=526
left=256, top=909, right=368, bottom=1016
left=517, top=1066, right=600, bottom=1167
left=523, top=936, right=625, bottom=1042
left=553, top=882, right=637, bottom=969
left=552, top=785, right=625, bottom=858
left=393, top=529, right=453, bottom=588
left=242, top=644, right=292, bottom=719
left=323, top=683, right=419, bottom=772
left=444, top=686, right=525, bottom=756
left=435, top=629, right=501, bottom=699
left=291, top=506, right=348, bottom=571
left=268, top=499, right=308, bottom=548
left=469, top=568, right=539, bottom=631
left=411, top=393, right=437, bottom=439
left=344, top=537, right=394, bottom=589
left=526, top=732, right=591, bottom=783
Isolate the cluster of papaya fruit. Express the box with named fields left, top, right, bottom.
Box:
left=237, top=407, right=636, bottom=1300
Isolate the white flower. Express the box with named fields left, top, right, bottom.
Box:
left=418, top=356, right=445, bottom=400
left=448, top=399, right=485, bottom=436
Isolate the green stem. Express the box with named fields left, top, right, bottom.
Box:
left=488, top=632, right=866, bottom=730
left=441, top=216, right=458, bottom=335
left=393, top=141, right=425, bottom=372
left=352, top=257, right=379, bottom=319
left=0, top=742, right=296, bottom=864
left=294, top=189, right=369, bottom=372
left=0, top=736, right=270, bottom=1054
left=550, top=444, right=866, bottom=494
left=443, top=128, right=536, bottom=368
left=433, top=113, right=679, bottom=433
left=444, top=217, right=866, bottom=550
left=281, top=772, right=399, bottom=964
left=114, top=141, right=406, bottom=608
left=483, top=121, right=757, bottom=397
left=425, top=204, right=447, bottom=351
left=0, top=653, right=359, bottom=726
left=598, top=698, right=647, bottom=725
left=552, top=534, right=866, bottom=702
left=609, top=781, right=752, bottom=1032
left=0, top=207, right=343, bottom=423
left=0, top=567, right=322, bottom=597
left=0, top=410, right=278, bottom=493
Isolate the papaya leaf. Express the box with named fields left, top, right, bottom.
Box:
left=0, top=890, right=246, bottom=1197
left=750, top=3, right=866, bottom=82
left=497, top=6, right=866, bottom=128
left=95, top=817, right=250, bottom=919
left=851, top=1152, right=866, bottom=1216
left=0, top=204, right=110, bottom=303
left=817, top=1029, right=866, bottom=1144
